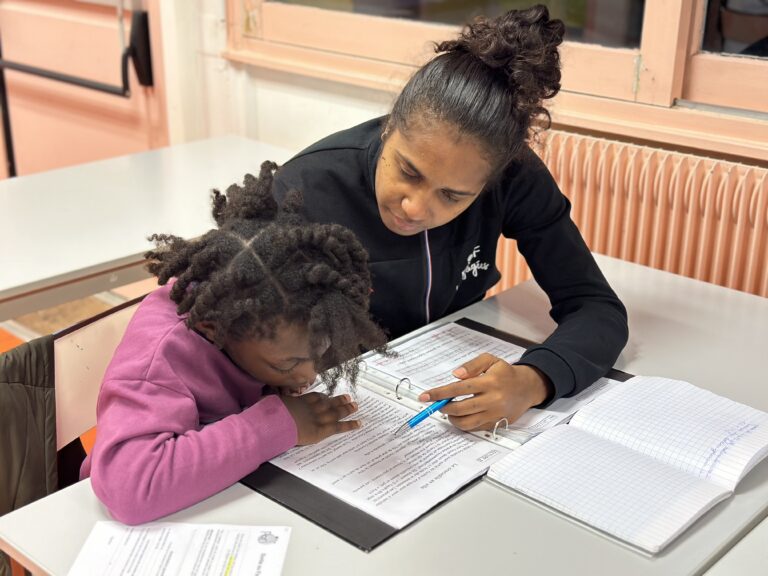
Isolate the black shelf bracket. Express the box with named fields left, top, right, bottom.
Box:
left=0, top=10, right=154, bottom=177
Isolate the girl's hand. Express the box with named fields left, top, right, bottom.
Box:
left=281, top=392, right=361, bottom=445
left=279, top=384, right=311, bottom=397
left=418, top=353, right=553, bottom=431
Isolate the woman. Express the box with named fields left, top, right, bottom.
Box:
left=273, top=5, right=628, bottom=432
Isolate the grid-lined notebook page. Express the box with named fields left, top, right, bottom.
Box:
left=488, top=425, right=730, bottom=555
left=570, top=376, right=768, bottom=490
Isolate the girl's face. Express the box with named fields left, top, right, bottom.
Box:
left=374, top=120, right=492, bottom=236
left=209, top=322, right=322, bottom=393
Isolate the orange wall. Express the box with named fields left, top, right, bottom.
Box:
left=0, top=0, right=167, bottom=176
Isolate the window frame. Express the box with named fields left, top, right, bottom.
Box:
left=225, top=0, right=768, bottom=162
left=681, top=1, right=768, bottom=111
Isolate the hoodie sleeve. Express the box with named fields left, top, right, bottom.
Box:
left=501, top=153, right=629, bottom=402
left=86, top=377, right=297, bottom=525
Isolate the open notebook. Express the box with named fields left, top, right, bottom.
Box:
left=487, top=375, right=768, bottom=555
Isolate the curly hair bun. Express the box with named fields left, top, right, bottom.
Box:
left=211, top=161, right=279, bottom=227
left=437, top=5, right=564, bottom=108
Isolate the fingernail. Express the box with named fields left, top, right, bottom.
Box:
left=418, top=393, right=430, bottom=402
left=453, top=367, right=467, bottom=378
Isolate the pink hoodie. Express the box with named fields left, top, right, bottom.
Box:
left=80, top=284, right=298, bottom=524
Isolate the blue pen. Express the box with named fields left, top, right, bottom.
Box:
left=394, top=397, right=453, bottom=435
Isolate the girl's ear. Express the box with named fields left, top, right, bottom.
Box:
left=195, top=321, right=222, bottom=348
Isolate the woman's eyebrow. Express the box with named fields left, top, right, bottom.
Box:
left=441, top=187, right=477, bottom=198
left=395, top=151, right=422, bottom=175
left=396, top=152, right=476, bottom=197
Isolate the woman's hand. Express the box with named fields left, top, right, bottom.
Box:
left=281, top=392, right=360, bottom=445
left=419, top=353, right=553, bottom=431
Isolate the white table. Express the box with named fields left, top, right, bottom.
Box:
left=1, top=255, right=767, bottom=575
left=0, top=136, right=292, bottom=321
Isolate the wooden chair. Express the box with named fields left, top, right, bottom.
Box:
left=720, top=6, right=768, bottom=48
left=54, top=297, right=143, bottom=454
left=1, top=296, right=144, bottom=576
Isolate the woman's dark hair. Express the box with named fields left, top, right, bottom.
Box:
left=145, top=161, right=388, bottom=391
left=388, top=4, right=564, bottom=175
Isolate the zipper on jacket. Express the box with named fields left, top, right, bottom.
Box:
left=422, top=229, right=432, bottom=325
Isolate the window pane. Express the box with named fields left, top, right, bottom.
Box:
left=269, top=0, right=646, bottom=48
left=702, top=0, right=768, bottom=58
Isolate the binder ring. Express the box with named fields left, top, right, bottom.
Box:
left=395, top=377, right=412, bottom=400
left=492, top=417, right=509, bottom=441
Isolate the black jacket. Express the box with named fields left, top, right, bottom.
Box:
left=273, top=117, right=628, bottom=401
left=0, top=337, right=86, bottom=576
left=0, top=337, right=57, bottom=576
left=0, top=336, right=57, bottom=517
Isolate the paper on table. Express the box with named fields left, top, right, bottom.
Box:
left=67, top=521, right=290, bottom=576
left=271, top=386, right=509, bottom=528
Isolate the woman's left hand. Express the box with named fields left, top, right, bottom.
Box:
left=419, top=353, right=553, bottom=431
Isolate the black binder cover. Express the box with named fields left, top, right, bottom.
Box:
left=240, top=462, right=396, bottom=551
left=240, top=318, right=632, bottom=551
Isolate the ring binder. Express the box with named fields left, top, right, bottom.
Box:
left=357, top=319, right=541, bottom=449
left=492, top=417, right=509, bottom=441
left=243, top=318, right=574, bottom=551
left=395, top=377, right=412, bottom=400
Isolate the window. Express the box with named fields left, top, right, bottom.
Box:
left=683, top=0, right=768, bottom=111
left=226, top=0, right=768, bottom=161
left=272, top=0, right=646, bottom=48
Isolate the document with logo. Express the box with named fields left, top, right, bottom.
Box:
left=68, top=522, right=290, bottom=576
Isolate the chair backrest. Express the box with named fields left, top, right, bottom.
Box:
left=720, top=7, right=768, bottom=46
left=53, top=297, right=143, bottom=450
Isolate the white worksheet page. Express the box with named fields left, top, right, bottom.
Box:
left=271, top=386, right=508, bottom=528
left=365, top=322, right=525, bottom=390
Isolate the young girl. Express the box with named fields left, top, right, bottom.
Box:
left=273, top=6, right=628, bottom=431
left=80, top=161, right=387, bottom=525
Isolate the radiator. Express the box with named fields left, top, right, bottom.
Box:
left=489, top=131, right=768, bottom=298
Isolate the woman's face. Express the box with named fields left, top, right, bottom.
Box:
left=374, top=120, right=492, bottom=236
